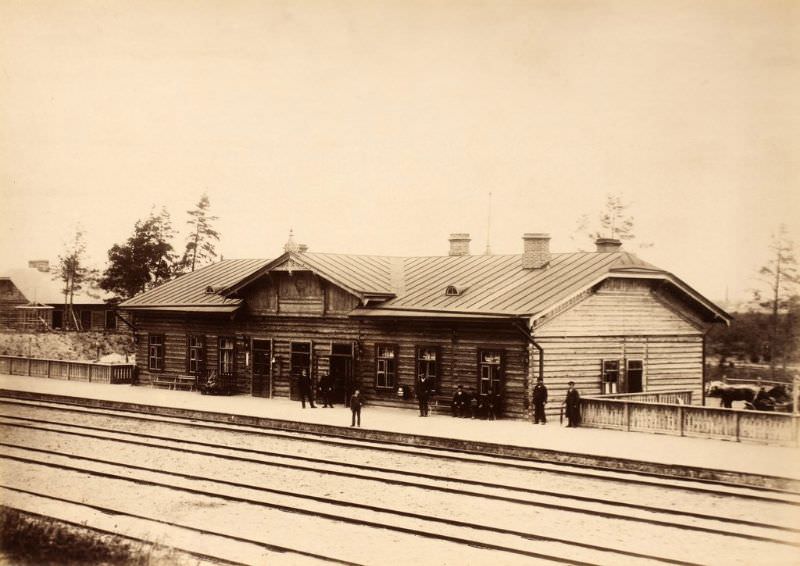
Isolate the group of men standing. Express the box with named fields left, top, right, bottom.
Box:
left=532, top=377, right=582, bottom=427
left=451, top=377, right=581, bottom=427
left=300, top=369, right=581, bottom=427
left=298, top=369, right=336, bottom=409
left=450, top=386, right=502, bottom=420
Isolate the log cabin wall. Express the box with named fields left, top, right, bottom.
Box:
left=530, top=279, right=707, bottom=417
left=131, top=308, right=529, bottom=419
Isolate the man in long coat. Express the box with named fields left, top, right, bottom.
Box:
left=299, top=369, right=316, bottom=408
left=417, top=375, right=431, bottom=416
left=532, top=377, right=548, bottom=424
left=564, top=380, right=581, bottom=427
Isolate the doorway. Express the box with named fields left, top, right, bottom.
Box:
left=626, top=360, right=643, bottom=393
left=290, top=342, right=311, bottom=400
left=252, top=339, right=271, bottom=397
left=329, top=342, right=354, bottom=404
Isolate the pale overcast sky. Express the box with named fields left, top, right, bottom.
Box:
left=1, top=0, right=797, bottom=303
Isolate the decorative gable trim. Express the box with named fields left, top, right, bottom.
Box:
left=222, top=252, right=394, bottom=306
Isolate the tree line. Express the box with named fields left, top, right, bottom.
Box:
left=55, top=194, right=219, bottom=329
left=706, top=225, right=800, bottom=379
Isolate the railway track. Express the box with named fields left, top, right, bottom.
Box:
left=1, top=398, right=798, bottom=565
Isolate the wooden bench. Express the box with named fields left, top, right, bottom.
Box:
left=152, top=374, right=177, bottom=389
left=174, top=375, right=197, bottom=391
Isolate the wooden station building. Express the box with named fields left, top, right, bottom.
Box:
left=120, top=233, right=731, bottom=419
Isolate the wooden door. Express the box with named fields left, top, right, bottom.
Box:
left=252, top=339, right=272, bottom=397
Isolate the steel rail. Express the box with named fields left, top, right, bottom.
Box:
left=0, top=451, right=700, bottom=566
left=2, top=418, right=797, bottom=542
left=2, top=398, right=797, bottom=501
left=0, top=433, right=800, bottom=557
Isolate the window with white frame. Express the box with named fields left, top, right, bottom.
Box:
left=376, top=344, right=397, bottom=389
left=478, top=350, right=503, bottom=395
left=187, top=335, right=205, bottom=375
left=218, top=337, right=235, bottom=377
left=148, top=334, right=164, bottom=371
left=417, top=347, right=439, bottom=391
left=601, top=359, right=619, bottom=394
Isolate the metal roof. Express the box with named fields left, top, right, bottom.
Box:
left=120, top=259, right=270, bottom=308
left=295, top=253, right=394, bottom=294
left=118, top=250, right=729, bottom=322
left=368, top=252, right=661, bottom=316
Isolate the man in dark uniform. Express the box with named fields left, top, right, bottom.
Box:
left=564, top=380, right=581, bottom=427
left=452, top=385, right=468, bottom=417
left=350, top=388, right=363, bottom=427
left=417, top=374, right=431, bottom=416
left=484, top=389, right=498, bottom=421
left=532, top=377, right=548, bottom=424
left=319, top=372, right=334, bottom=407
left=299, top=369, right=316, bottom=408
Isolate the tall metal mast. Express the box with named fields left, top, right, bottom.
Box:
left=484, top=191, right=492, bottom=255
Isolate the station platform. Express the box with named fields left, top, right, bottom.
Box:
left=1, top=373, right=798, bottom=489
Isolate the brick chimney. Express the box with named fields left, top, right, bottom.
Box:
left=448, top=233, right=471, bottom=256
left=28, top=260, right=50, bottom=273
left=522, top=233, right=550, bottom=269
left=595, top=238, right=623, bottom=252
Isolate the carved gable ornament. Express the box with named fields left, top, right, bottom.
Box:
left=270, top=257, right=308, bottom=274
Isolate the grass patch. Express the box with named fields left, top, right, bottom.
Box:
left=0, top=506, right=157, bottom=565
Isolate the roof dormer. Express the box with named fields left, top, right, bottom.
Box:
left=445, top=285, right=468, bottom=296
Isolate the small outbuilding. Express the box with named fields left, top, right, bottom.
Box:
left=0, top=261, right=117, bottom=332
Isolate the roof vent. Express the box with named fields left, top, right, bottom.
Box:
left=205, top=285, right=224, bottom=294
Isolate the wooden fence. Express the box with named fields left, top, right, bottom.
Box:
left=582, top=392, right=799, bottom=446
left=0, top=355, right=135, bottom=384
left=594, top=390, right=694, bottom=405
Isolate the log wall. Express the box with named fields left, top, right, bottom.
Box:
left=132, top=311, right=530, bottom=419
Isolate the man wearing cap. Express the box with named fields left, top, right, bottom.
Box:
left=532, top=377, right=548, bottom=424
left=452, top=385, right=468, bottom=417
left=564, top=381, right=581, bottom=427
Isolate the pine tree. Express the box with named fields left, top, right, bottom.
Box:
left=571, top=193, right=647, bottom=251
left=100, top=207, right=180, bottom=299
left=183, top=193, right=220, bottom=272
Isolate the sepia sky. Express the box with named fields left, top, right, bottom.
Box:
left=1, top=0, right=797, bottom=303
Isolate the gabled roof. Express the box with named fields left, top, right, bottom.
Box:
left=2, top=268, right=110, bottom=305
left=120, top=259, right=271, bottom=310
left=118, top=248, right=730, bottom=324
left=221, top=252, right=395, bottom=300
